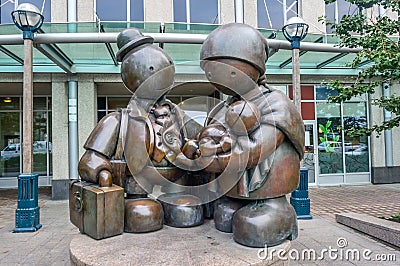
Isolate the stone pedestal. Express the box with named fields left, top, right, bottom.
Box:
left=70, top=220, right=291, bottom=265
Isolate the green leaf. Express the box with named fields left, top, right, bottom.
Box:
left=326, top=120, right=332, bottom=129
left=322, top=0, right=400, bottom=136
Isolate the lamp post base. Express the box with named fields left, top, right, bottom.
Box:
left=13, top=224, right=42, bottom=233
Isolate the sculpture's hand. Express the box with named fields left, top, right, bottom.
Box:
left=194, top=132, right=233, bottom=173
left=181, top=139, right=200, bottom=159
left=78, top=150, right=113, bottom=185
left=98, top=169, right=113, bottom=187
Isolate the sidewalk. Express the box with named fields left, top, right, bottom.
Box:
left=0, top=184, right=399, bottom=265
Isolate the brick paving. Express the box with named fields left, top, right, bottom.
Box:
left=0, top=188, right=76, bottom=266
left=0, top=184, right=399, bottom=265
left=0, top=187, right=52, bottom=230
left=309, top=184, right=400, bottom=220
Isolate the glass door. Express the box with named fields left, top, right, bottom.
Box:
left=33, top=97, right=52, bottom=177
left=303, top=122, right=317, bottom=184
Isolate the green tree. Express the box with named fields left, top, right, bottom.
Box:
left=320, top=0, right=400, bottom=136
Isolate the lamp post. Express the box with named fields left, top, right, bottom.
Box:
left=282, top=16, right=309, bottom=113
left=12, top=3, right=44, bottom=233
left=283, top=17, right=312, bottom=220
left=12, top=3, right=44, bottom=174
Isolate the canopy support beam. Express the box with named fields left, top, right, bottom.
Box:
left=0, top=45, right=24, bottom=64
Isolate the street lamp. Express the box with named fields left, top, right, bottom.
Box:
left=282, top=17, right=309, bottom=113
left=12, top=3, right=44, bottom=233
left=283, top=17, right=312, bottom=220
left=12, top=3, right=43, bottom=174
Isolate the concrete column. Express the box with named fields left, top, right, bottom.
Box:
left=370, top=86, right=389, bottom=183
left=77, top=0, right=95, bottom=22
left=77, top=77, right=97, bottom=158
left=243, top=0, right=257, bottom=28
left=220, top=0, right=235, bottom=24
left=51, top=0, right=68, bottom=22
left=51, top=81, right=70, bottom=199
left=300, top=0, right=325, bottom=34
left=145, top=0, right=173, bottom=22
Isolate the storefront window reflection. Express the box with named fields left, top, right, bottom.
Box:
left=317, top=102, right=344, bottom=174
left=0, top=97, right=52, bottom=178
left=97, top=97, right=130, bottom=121
left=315, top=85, right=369, bottom=177
left=316, top=85, right=338, bottom=100
left=343, top=102, right=369, bottom=172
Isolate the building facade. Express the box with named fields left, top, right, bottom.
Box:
left=0, top=0, right=399, bottom=199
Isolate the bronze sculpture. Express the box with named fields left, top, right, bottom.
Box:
left=196, top=23, right=305, bottom=247
left=76, top=28, right=204, bottom=233
left=70, top=24, right=305, bottom=248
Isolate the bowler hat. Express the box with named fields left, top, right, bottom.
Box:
left=116, top=28, right=154, bottom=62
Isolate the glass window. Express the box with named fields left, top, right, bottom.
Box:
left=325, top=0, right=359, bottom=33
left=33, top=111, right=48, bottom=175
left=190, top=0, right=218, bottom=24
left=97, top=111, right=106, bottom=122
left=1, top=0, right=15, bottom=24
left=315, top=85, right=338, bottom=100
left=0, top=96, right=52, bottom=178
left=343, top=102, right=369, bottom=173
left=173, top=0, right=219, bottom=24
left=0, top=112, right=20, bottom=177
left=19, top=0, right=51, bottom=22
left=130, top=0, right=144, bottom=21
left=0, top=97, right=19, bottom=110
left=173, top=0, right=186, bottom=23
left=317, top=102, right=343, bottom=174
left=97, top=97, right=106, bottom=110
left=257, top=0, right=298, bottom=30
left=33, top=97, right=47, bottom=110
left=97, top=96, right=130, bottom=121
left=108, top=97, right=129, bottom=111
left=337, top=0, right=359, bottom=19
left=96, top=0, right=127, bottom=21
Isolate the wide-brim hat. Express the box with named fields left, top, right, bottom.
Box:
left=116, top=28, right=154, bottom=62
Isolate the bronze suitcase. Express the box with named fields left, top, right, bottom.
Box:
left=69, top=181, right=124, bottom=240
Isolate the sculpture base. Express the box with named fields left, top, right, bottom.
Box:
left=70, top=220, right=290, bottom=265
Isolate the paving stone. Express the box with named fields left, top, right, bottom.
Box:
left=336, top=212, right=400, bottom=248
left=1, top=184, right=400, bottom=265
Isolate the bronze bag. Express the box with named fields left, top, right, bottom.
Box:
left=69, top=181, right=124, bottom=240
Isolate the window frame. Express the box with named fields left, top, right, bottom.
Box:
left=173, top=0, right=221, bottom=24
left=95, top=0, right=144, bottom=22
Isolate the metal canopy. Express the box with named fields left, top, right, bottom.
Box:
left=0, top=44, right=23, bottom=65
left=279, top=36, right=324, bottom=68
left=316, top=53, right=348, bottom=69
left=0, top=22, right=364, bottom=75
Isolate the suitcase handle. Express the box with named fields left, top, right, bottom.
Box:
left=74, top=191, right=83, bottom=212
